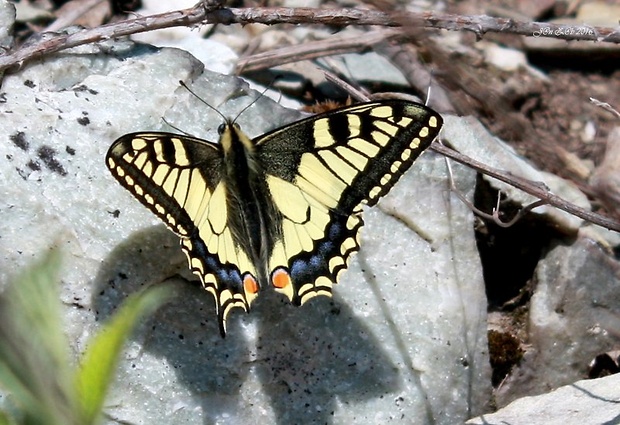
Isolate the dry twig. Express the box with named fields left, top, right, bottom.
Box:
left=2, top=5, right=619, bottom=72
left=432, top=142, right=620, bottom=232
left=444, top=156, right=549, bottom=228
left=236, top=29, right=403, bottom=74
left=591, top=98, right=620, bottom=120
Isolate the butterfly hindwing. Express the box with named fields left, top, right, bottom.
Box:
left=256, top=101, right=443, bottom=305
left=106, top=133, right=260, bottom=335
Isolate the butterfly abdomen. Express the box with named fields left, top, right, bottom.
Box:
left=219, top=122, right=283, bottom=287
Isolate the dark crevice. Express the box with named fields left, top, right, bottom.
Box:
left=473, top=175, right=576, bottom=309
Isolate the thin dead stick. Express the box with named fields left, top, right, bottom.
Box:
left=44, top=0, right=107, bottom=33
left=431, top=141, right=620, bottom=232
left=444, top=154, right=549, bottom=228
left=236, top=29, right=402, bottom=74
left=323, top=70, right=370, bottom=102
left=374, top=41, right=456, bottom=114
left=2, top=5, right=619, bottom=72
left=590, top=98, right=620, bottom=119
left=227, top=8, right=620, bottom=43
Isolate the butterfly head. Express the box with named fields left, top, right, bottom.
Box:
left=218, top=119, right=254, bottom=155
left=218, top=119, right=243, bottom=133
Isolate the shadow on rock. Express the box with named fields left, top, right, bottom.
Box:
left=95, top=225, right=398, bottom=424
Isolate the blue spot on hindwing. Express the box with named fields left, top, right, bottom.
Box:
left=286, top=210, right=360, bottom=304
left=189, top=234, right=244, bottom=292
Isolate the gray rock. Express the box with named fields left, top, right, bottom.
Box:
left=467, top=374, right=620, bottom=425
left=0, top=38, right=491, bottom=424
left=495, top=236, right=620, bottom=406
left=0, top=0, right=14, bottom=50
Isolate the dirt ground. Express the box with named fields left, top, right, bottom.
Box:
left=445, top=0, right=620, bottom=390
left=448, top=0, right=619, bottom=200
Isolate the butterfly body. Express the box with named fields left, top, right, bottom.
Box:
left=106, top=100, right=443, bottom=336
left=218, top=121, right=278, bottom=293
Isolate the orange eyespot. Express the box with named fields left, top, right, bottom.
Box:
left=271, top=268, right=291, bottom=289
left=243, top=274, right=259, bottom=295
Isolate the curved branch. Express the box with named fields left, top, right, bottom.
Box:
left=1, top=5, right=619, bottom=72
left=431, top=142, right=620, bottom=233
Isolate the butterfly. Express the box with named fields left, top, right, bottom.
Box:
left=106, top=99, right=443, bottom=336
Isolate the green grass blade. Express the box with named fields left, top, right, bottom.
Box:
left=0, top=409, right=17, bottom=425
left=74, top=285, right=172, bottom=424
left=0, top=248, right=75, bottom=425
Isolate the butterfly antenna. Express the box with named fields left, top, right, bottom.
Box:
left=161, top=117, right=194, bottom=137
left=179, top=80, right=228, bottom=123
left=231, top=76, right=282, bottom=124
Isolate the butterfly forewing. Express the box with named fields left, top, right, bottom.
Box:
left=256, top=100, right=443, bottom=306
left=106, top=100, right=443, bottom=336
